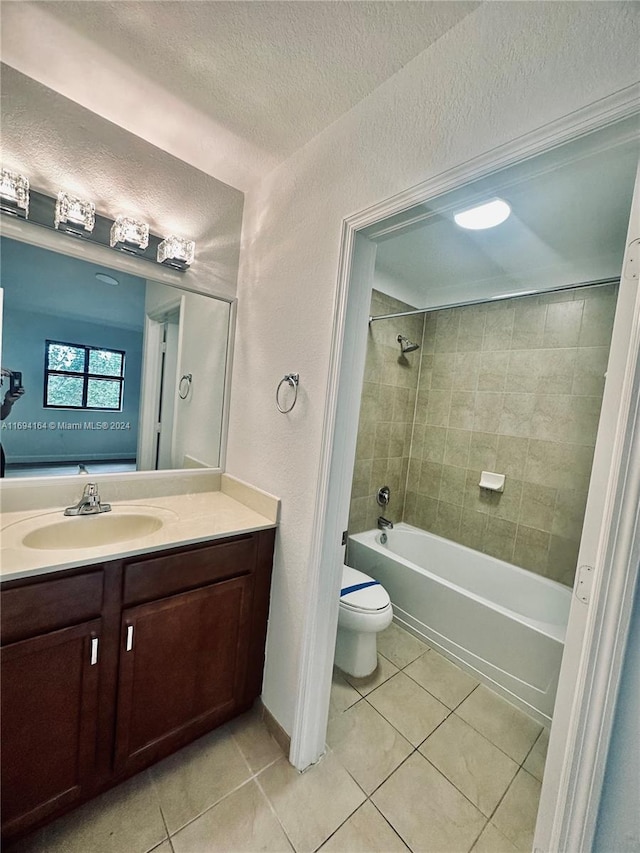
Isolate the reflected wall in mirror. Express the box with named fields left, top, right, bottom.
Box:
left=0, top=237, right=231, bottom=478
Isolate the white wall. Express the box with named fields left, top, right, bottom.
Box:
left=225, top=1, right=640, bottom=733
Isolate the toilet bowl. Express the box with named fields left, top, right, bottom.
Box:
left=334, top=565, right=393, bottom=678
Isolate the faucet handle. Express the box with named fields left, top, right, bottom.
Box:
left=83, top=482, right=98, bottom=496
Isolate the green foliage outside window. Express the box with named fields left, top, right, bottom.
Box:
left=44, top=340, right=125, bottom=411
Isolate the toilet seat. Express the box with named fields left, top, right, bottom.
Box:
left=340, top=566, right=390, bottom=612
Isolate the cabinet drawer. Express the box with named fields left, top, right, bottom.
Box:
left=123, top=535, right=257, bottom=605
left=1, top=571, right=104, bottom=645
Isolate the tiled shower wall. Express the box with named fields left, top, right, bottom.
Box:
left=348, top=291, right=424, bottom=534
left=349, top=284, right=617, bottom=587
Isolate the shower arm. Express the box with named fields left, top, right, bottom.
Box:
left=368, top=276, right=620, bottom=323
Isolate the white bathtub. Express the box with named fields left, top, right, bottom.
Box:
left=348, top=523, right=572, bottom=723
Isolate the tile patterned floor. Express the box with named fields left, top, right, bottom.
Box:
left=8, top=623, right=548, bottom=853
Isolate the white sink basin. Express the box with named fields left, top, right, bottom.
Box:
left=2, top=505, right=178, bottom=551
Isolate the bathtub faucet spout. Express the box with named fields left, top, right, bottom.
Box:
left=377, top=516, right=394, bottom=530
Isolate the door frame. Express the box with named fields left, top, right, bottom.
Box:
left=290, top=85, right=640, bottom=847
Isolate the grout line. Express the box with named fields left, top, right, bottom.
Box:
left=252, top=773, right=297, bottom=853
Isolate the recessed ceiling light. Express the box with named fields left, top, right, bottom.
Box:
left=454, top=198, right=511, bottom=230
left=95, top=272, right=119, bottom=286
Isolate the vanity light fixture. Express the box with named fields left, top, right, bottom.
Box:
left=0, top=168, right=30, bottom=218
left=157, top=235, right=196, bottom=270
left=55, top=192, right=96, bottom=235
left=110, top=216, right=150, bottom=254
left=454, top=198, right=511, bottom=230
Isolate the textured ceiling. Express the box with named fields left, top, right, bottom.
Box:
left=0, top=65, right=245, bottom=297
left=1, top=0, right=479, bottom=187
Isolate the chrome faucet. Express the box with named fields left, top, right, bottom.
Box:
left=377, top=516, right=394, bottom=530
left=64, top=483, right=112, bottom=516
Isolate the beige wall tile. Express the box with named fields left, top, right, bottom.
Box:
left=578, top=287, right=617, bottom=347
left=438, top=465, right=467, bottom=507
left=543, top=300, right=584, bottom=348
left=443, top=428, right=471, bottom=467
left=469, top=431, right=499, bottom=470
left=483, top=516, right=517, bottom=562
left=518, top=483, right=557, bottom=532
left=351, top=285, right=614, bottom=585
left=513, top=525, right=551, bottom=574
left=478, top=350, right=508, bottom=391
left=572, top=346, right=609, bottom=396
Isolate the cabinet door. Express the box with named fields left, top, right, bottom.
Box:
left=1, top=619, right=102, bottom=838
left=115, top=575, right=252, bottom=774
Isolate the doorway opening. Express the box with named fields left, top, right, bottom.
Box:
left=292, top=103, right=640, bottom=853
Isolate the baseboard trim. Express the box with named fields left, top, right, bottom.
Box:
left=259, top=700, right=291, bottom=758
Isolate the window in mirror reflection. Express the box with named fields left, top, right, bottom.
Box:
left=45, top=340, right=126, bottom=410
left=0, top=237, right=231, bottom=478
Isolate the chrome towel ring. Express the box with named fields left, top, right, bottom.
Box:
left=276, top=373, right=299, bottom=413
left=178, top=373, right=192, bottom=399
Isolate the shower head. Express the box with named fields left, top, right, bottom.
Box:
left=397, top=334, right=420, bottom=354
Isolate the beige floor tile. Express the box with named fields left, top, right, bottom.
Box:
left=367, top=671, right=449, bottom=747
left=345, top=654, right=399, bottom=696
left=151, top=843, right=175, bottom=853
left=405, top=650, right=478, bottom=709
left=319, top=801, right=409, bottom=852
left=329, top=668, right=362, bottom=718
left=151, top=726, right=253, bottom=834
left=492, top=769, right=542, bottom=851
left=372, top=752, right=486, bottom=853
left=456, top=686, right=542, bottom=762
left=171, top=780, right=293, bottom=853
left=471, top=821, right=519, bottom=853
left=7, top=771, right=167, bottom=853
left=229, top=704, right=284, bottom=773
left=420, top=714, right=518, bottom=816
left=523, top=728, right=549, bottom=782
left=327, top=699, right=413, bottom=794
left=258, top=752, right=365, bottom=853
left=378, top=622, right=429, bottom=669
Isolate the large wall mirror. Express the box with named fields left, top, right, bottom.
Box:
left=0, top=236, right=233, bottom=478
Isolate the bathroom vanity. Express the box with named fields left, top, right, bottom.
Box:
left=0, top=479, right=278, bottom=842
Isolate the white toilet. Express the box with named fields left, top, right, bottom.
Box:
left=334, top=565, right=393, bottom=678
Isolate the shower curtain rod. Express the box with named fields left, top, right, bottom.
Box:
left=368, top=276, right=620, bottom=323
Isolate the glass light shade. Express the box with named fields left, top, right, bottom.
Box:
left=0, top=169, right=29, bottom=218
left=454, top=198, right=511, bottom=230
left=110, top=216, right=149, bottom=251
left=157, top=235, right=195, bottom=269
left=55, top=192, right=96, bottom=233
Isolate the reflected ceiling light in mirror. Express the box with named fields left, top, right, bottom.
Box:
left=157, top=235, right=196, bottom=270
left=454, top=198, right=511, bottom=230
left=55, top=192, right=96, bottom=235
left=0, top=169, right=29, bottom=218
left=110, top=216, right=150, bottom=254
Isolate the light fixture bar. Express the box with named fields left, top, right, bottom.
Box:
left=1, top=186, right=192, bottom=272
left=0, top=169, right=30, bottom=218
left=55, top=192, right=96, bottom=235
left=157, top=235, right=195, bottom=270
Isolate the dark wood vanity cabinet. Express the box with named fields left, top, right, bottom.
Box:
left=0, top=528, right=276, bottom=842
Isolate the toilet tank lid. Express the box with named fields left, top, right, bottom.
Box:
left=341, top=565, right=390, bottom=611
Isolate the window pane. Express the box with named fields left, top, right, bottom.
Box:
left=47, top=375, right=84, bottom=407
left=89, top=349, right=123, bottom=377
left=87, top=378, right=121, bottom=409
left=47, top=343, right=85, bottom=373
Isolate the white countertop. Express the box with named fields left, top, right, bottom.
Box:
left=0, top=480, right=279, bottom=583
